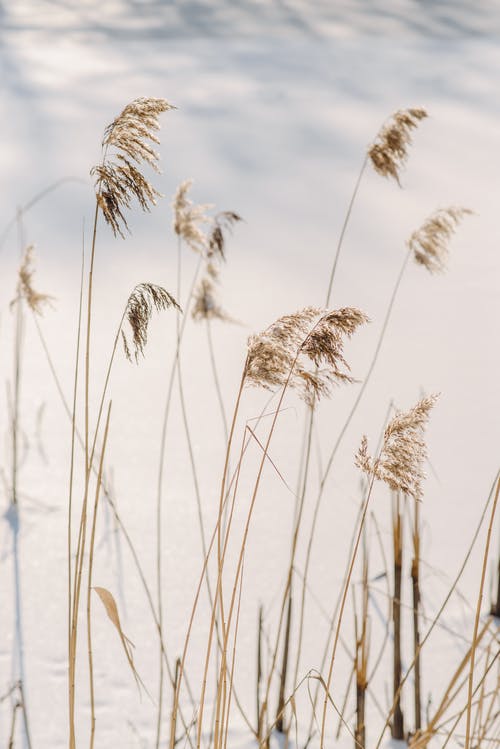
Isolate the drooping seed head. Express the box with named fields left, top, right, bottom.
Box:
left=92, top=97, right=174, bottom=237
left=122, top=282, right=180, bottom=362
left=368, top=108, right=427, bottom=184
left=207, top=211, right=242, bottom=262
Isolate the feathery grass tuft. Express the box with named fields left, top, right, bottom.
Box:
left=173, top=179, right=212, bottom=254
left=356, top=394, right=438, bottom=500
left=122, top=283, right=180, bottom=362
left=12, top=245, right=54, bottom=315
left=368, top=108, right=427, bottom=184
left=91, top=97, right=174, bottom=237
left=408, top=207, right=472, bottom=274
left=246, top=307, right=368, bottom=405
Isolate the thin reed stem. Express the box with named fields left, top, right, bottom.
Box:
left=391, top=492, right=405, bottom=740
left=69, top=200, right=99, bottom=749
left=87, top=402, right=112, bottom=749
left=207, top=318, right=229, bottom=444
left=296, top=250, right=411, bottom=691
left=411, top=497, right=422, bottom=731
left=319, top=473, right=377, bottom=749
left=170, top=366, right=247, bottom=749
left=156, top=250, right=203, bottom=749
left=325, top=155, right=368, bottom=308
left=67, top=242, right=85, bottom=744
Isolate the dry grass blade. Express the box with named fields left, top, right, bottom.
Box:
left=91, top=97, right=174, bottom=237
left=11, top=245, right=54, bottom=315
left=356, top=394, right=438, bottom=502
left=122, top=282, right=181, bottom=362
left=246, top=307, right=369, bottom=405
left=368, top=107, right=427, bottom=184
left=408, top=207, right=473, bottom=274
left=93, top=586, right=147, bottom=694
left=173, top=179, right=212, bottom=253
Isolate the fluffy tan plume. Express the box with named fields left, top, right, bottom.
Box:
left=122, top=282, right=180, bottom=362
left=12, top=245, right=54, bottom=315
left=408, top=207, right=472, bottom=274
left=368, top=108, right=427, bottom=184
left=246, top=307, right=368, bottom=405
left=355, top=394, right=438, bottom=500
left=91, top=97, right=174, bottom=237
left=172, top=179, right=212, bottom=254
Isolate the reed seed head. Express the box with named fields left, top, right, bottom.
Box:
left=408, top=207, right=472, bottom=274
left=92, top=97, right=174, bottom=237
left=192, top=276, right=232, bottom=323
left=246, top=307, right=368, bottom=405
left=207, top=211, right=242, bottom=262
left=368, top=108, right=427, bottom=184
left=355, top=394, right=438, bottom=500
left=172, top=179, right=212, bottom=254
left=12, top=245, right=54, bottom=315
left=122, top=282, right=180, bottom=362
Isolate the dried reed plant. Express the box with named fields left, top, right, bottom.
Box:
left=246, top=307, right=369, bottom=405
left=319, top=396, right=437, bottom=749
left=92, top=97, right=174, bottom=236
left=70, top=97, right=173, bottom=749
left=192, top=276, right=232, bottom=323
left=12, top=245, right=54, bottom=315
left=355, top=394, right=438, bottom=501
left=408, top=207, right=472, bottom=274
left=194, top=307, right=368, bottom=749
left=121, top=282, right=180, bottom=362
left=368, top=108, right=427, bottom=184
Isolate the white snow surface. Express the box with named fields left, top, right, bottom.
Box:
left=0, top=3, right=499, bottom=749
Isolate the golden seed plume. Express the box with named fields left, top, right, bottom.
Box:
left=12, top=245, right=54, bottom=315
left=246, top=307, right=369, bottom=405
left=172, top=179, right=212, bottom=254
left=368, top=108, right=427, bottom=184
left=408, top=207, right=472, bottom=274
left=122, top=282, right=180, bottom=362
left=91, top=97, right=174, bottom=237
left=355, top=394, right=438, bottom=500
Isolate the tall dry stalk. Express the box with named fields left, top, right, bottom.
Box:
left=276, top=592, right=292, bottom=735
left=411, top=495, right=423, bottom=731
left=86, top=402, right=112, bottom=749
left=391, top=491, right=405, bottom=740
left=353, top=534, right=370, bottom=749
left=69, top=97, right=173, bottom=749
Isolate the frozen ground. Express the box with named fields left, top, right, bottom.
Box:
left=0, top=2, right=499, bottom=748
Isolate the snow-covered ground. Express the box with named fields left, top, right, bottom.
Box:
left=1, top=3, right=499, bottom=748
